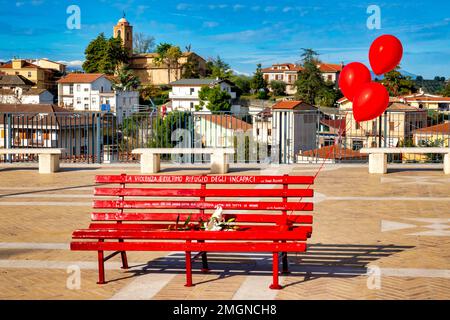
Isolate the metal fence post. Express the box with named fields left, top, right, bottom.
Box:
left=96, top=113, right=102, bottom=164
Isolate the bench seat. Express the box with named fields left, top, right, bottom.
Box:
left=0, top=148, right=65, bottom=173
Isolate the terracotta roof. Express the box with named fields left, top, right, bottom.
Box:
left=403, top=96, right=450, bottom=102
left=317, top=63, right=343, bottom=73
left=272, top=100, right=316, bottom=110
left=200, top=114, right=252, bottom=131
left=0, top=61, right=41, bottom=69
left=320, top=119, right=346, bottom=136
left=302, top=145, right=368, bottom=160
left=413, top=122, right=450, bottom=134
left=337, top=97, right=348, bottom=103
left=57, top=73, right=105, bottom=84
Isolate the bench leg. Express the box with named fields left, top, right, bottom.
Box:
left=119, top=239, right=129, bottom=269
left=444, top=153, right=450, bottom=175
left=282, top=252, right=289, bottom=274
left=368, top=153, right=387, bottom=174
left=198, top=240, right=209, bottom=273
left=185, top=250, right=194, bottom=287
left=97, top=249, right=106, bottom=285
left=269, top=252, right=282, bottom=290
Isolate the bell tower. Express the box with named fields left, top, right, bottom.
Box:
left=113, top=13, right=133, bottom=54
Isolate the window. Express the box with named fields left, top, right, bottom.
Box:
left=76, top=97, right=81, bottom=104
left=355, top=122, right=361, bottom=130
left=190, top=88, right=195, bottom=95
left=352, top=140, right=363, bottom=151
left=268, top=129, right=272, bottom=136
left=84, top=97, right=89, bottom=101
left=69, top=85, right=73, bottom=94
left=84, top=88, right=89, bottom=92
left=28, top=72, right=32, bottom=78
left=77, top=85, right=81, bottom=91
left=389, top=121, right=395, bottom=131
left=190, top=102, right=194, bottom=110
left=92, top=97, right=96, bottom=104
left=256, top=128, right=260, bottom=135
left=84, top=104, right=89, bottom=110
left=327, top=75, right=333, bottom=81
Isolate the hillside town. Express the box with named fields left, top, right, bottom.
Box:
left=1, top=16, right=449, bottom=164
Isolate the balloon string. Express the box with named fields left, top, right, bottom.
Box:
left=287, top=113, right=352, bottom=218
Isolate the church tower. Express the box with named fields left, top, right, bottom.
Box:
left=113, top=14, right=133, bottom=54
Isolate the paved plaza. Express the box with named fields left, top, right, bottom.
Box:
left=0, top=163, right=449, bottom=300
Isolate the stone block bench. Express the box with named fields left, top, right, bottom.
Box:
left=132, top=148, right=235, bottom=174
left=360, top=147, right=450, bottom=174
left=0, top=148, right=65, bottom=174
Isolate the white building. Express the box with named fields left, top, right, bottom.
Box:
left=57, top=73, right=139, bottom=122
left=0, top=87, right=54, bottom=104
left=169, top=78, right=237, bottom=113
left=271, top=100, right=318, bottom=164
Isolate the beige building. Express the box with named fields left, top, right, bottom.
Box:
left=400, top=92, right=450, bottom=112
left=337, top=97, right=428, bottom=150
left=28, top=59, right=67, bottom=74
left=0, top=59, right=59, bottom=92
left=262, top=62, right=343, bottom=95
left=112, top=17, right=207, bottom=86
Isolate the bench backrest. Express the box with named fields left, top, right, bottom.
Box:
left=92, top=174, right=314, bottom=228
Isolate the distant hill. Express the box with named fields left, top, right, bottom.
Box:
left=371, top=69, right=417, bottom=80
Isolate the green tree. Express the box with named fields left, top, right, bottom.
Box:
left=381, top=66, right=416, bottom=96
left=441, top=81, right=450, bottom=97
left=155, top=43, right=182, bottom=83
left=112, top=65, right=141, bottom=91
left=250, top=64, right=268, bottom=93
left=198, top=85, right=231, bottom=112
left=269, top=80, right=286, bottom=96
left=294, top=48, right=324, bottom=104
left=182, top=56, right=201, bottom=78
left=83, top=33, right=129, bottom=75
left=205, top=56, right=232, bottom=79
left=230, top=75, right=252, bottom=95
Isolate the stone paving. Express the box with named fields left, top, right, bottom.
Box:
left=0, top=163, right=449, bottom=300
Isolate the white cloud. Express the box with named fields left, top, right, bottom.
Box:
left=233, top=4, right=245, bottom=11
left=283, top=7, right=293, bottom=13
left=58, top=60, right=84, bottom=67
left=203, top=21, right=219, bottom=28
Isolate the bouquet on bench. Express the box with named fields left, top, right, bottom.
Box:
left=202, top=206, right=238, bottom=231
left=167, top=206, right=238, bottom=231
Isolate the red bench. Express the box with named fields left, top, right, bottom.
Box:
left=70, top=174, right=314, bottom=289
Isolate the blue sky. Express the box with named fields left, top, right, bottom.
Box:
left=1, top=0, right=449, bottom=79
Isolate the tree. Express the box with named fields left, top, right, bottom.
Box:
left=154, top=43, right=182, bottom=83
left=315, top=82, right=340, bottom=107
left=442, top=81, right=450, bottom=97
left=270, top=80, right=286, bottom=96
left=198, top=85, right=231, bottom=112
left=294, top=48, right=324, bottom=104
left=205, top=56, right=232, bottom=79
left=230, top=75, right=252, bottom=95
left=250, top=64, right=268, bottom=93
left=133, top=33, right=155, bottom=54
left=83, top=33, right=129, bottom=75
left=182, top=56, right=201, bottom=78
left=112, top=65, right=141, bottom=91
left=382, top=66, right=416, bottom=96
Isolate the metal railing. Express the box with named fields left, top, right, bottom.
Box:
left=1, top=109, right=449, bottom=165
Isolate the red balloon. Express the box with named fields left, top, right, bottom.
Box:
left=353, top=82, right=390, bottom=122
left=339, top=62, right=372, bottom=101
left=369, top=35, right=403, bottom=75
